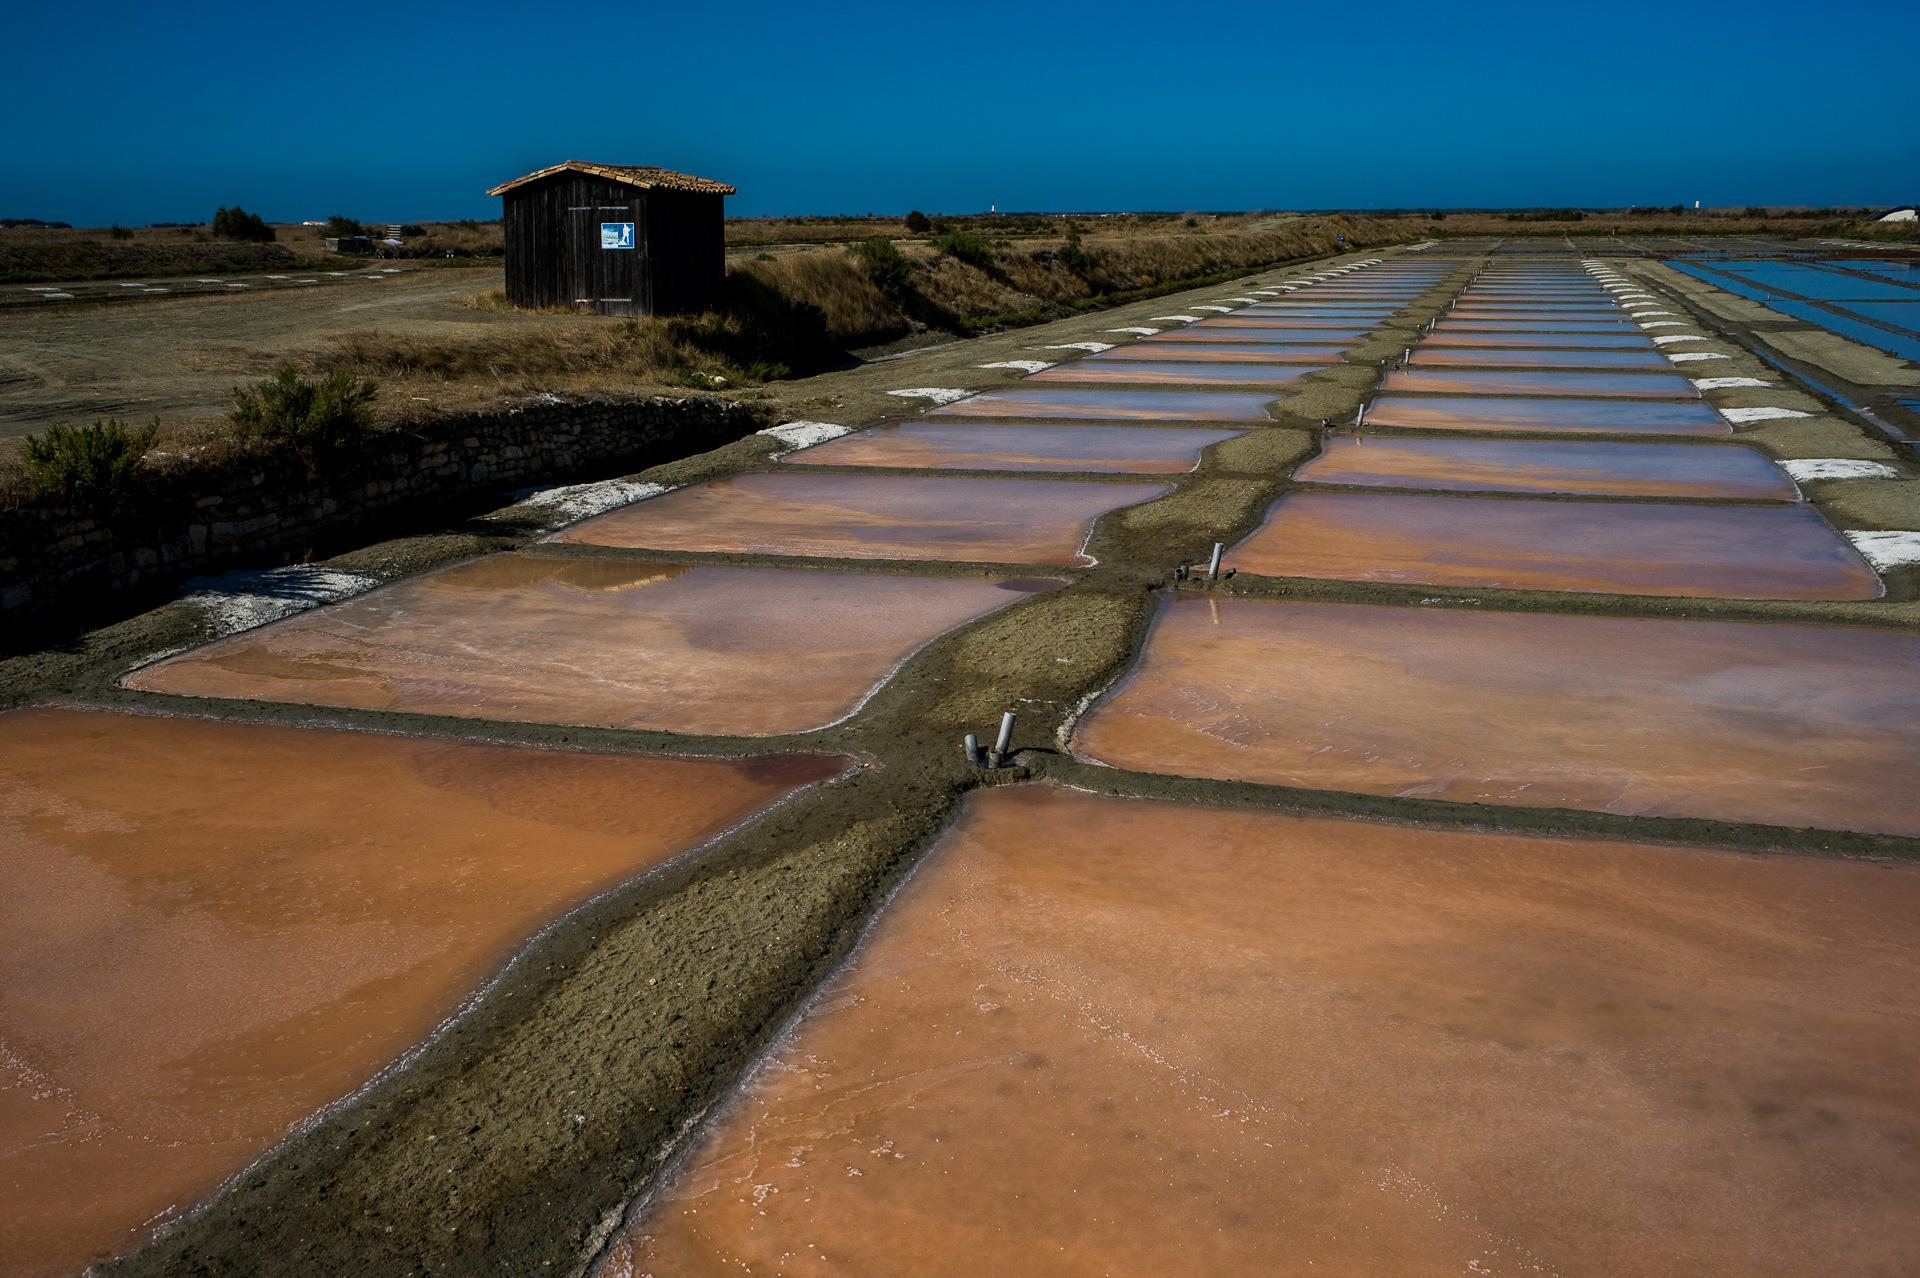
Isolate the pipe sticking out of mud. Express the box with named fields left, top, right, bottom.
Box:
left=1208, top=543, right=1225, bottom=579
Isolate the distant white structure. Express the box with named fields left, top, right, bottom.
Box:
left=1879, top=208, right=1917, bottom=222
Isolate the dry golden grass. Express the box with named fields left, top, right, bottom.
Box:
left=320, top=320, right=703, bottom=389
left=734, top=254, right=907, bottom=344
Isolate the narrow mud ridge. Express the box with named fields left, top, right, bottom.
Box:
left=2, top=248, right=1911, bottom=1278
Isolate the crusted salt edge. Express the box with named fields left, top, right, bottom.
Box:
left=1845, top=530, right=1920, bottom=568
left=1042, top=342, right=1115, bottom=353
left=1633, top=311, right=1676, bottom=317
left=1692, top=377, right=1773, bottom=389
left=1782, top=458, right=1903, bottom=480
left=1667, top=352, right=1730, bottom=362
left=887, top=387, right=973, bottom=405
left=183, top=565, right=380, bottom=638
left=1641, top=321, right=1689, bottom=328
left=1105, top=327, right=1160, bottom=336
left=506, top=477, right=672, bottom=526
left=1190, top=305, right=1236, bottom=313
left=979, top=360, right=1054, bottom=373
left=757, top=421, right=849, bottom=450
left=1652, top=334, right=1709, bottom=345
left=1149, top=315, right=1202, bottom=323
left=1719, top=407, right=1813, bottom=423
left=1220, top=298, right=1264, bottom=304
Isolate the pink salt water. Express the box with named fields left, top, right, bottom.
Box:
left=603, top=787, right=1920, bottom=1278
left=1379, top=369, right=1699, bottom=398
left=1074, top=597, right=1920, bottom=834
left=0, top=708, right=843, bottom=1278
left=1089, top=342, right=1355, bottom=361
left=1024, top=361, right=1320, bottom=385
left=781, top=422, right=1239, bottom=473
left=1294, top=436, right=1797, bottom=499
left=125, top=557, right=1061, bottom=734
left=1363, top=394, right=1729, bottom=434
left=1424, top=329, right=1655, bottom=348
left=1227, top=492, right=1879, bottom=599
left=546, top=473, right=1172, bottom=564
left=926, top=389, right=1277, bottom=421
left=1142, top=327, right=1368, bottom=343
left=1408, top=347, right=1672, bottom=370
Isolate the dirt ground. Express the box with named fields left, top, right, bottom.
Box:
left=5, top=247, right=1920, bottom=1278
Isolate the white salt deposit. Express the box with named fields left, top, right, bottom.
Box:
left=1640, top=321, right=1689, bottom=328
left=1221, top=298, right=1263, bottom=304
left=1781, top=458, right=1902, bottom=480
left=979, top=361, right=1054, bottom=373
left=1633, top=311, right=1676, bottom=318
left=1692, top=377, right=1774, bottom=389
left=184, top=566, right=381, bottom=638
left=1667, top=352, right=1730, bottom=362
left=1191, top=306, right=1236, bottom=313
left=1718, top=407, right=1812, bottom=423
left=1844, top=530, right=1920, bottom=568
left=758, top=421, right=850, bottom=450
left=887, top=388, right=975, bottom=405
left=1652, top=334, right=1710, bottom=344
left=1042, top=342, right=1115, bottom=353
left=1105, top=328, right=1160, bottom=336
left=1149, top=316, right=1202, bottom=323
left=506, top=478, right=672, bottom=527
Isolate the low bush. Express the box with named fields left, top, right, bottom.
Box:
left=904, top=210, right=931, bottom=234
left=1058, top=226, right=1092, bottom=275
left=325, top=214, right=364, bottom=238
left=109, top=224, right=133, bottom=239
left=230, top=364, right=378, bottom=473
left=19, top=418, right=159, bottom=512
left=848, top=236, right=915, bottom=304
left=932, top=228, right=996, bottom=268
left=212, top=205, right=276, bottom=242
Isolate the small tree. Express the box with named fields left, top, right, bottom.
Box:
left=20, top=418, right=159, bottom=513
left=325, top=214, right=364, bottom=238
left=904, top=209, right=931, bottom=234
left=1058, top=226, right=1091, bottom=275
left=931, top=228, right=995, bottom=268
left=230, top=364, right=378, bottom=474
left=848, top=236, right=914, bottom=304
left=212, top=205, right=276, bottom=242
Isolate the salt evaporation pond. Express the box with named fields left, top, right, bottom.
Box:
left=125, top=557, right=1061, bottom=734
left=1087, top=342, right=1356, bottom=362
left=1228, top=492, right=1878, bottom=598
left=600, top=786, right=1920, bottom=1278
left=1380, top=370, right=1699, bottom=399
left=0, top=708, right=842, bottom=1278
left=1364, top=394, right=1729, bottom=434
left=1424, top=329, right=1655, bottom=348
left=1436, top=319, right=1640, bottom=333
left=784, top=422, right=1241, bottom=474
left=1025, top=361, right=1320, bottom=385
left=1074, top=597, right=1920, bottom=834
left=547, top=473, right=1172, bottom=564
left=1407, top=347, right=1677, bottom=370
left=1142, top=328, right=1369, bottom=343
left=1294, top=437, right=1797, bottom=499
left=926, top=389, right=1277, bottom=421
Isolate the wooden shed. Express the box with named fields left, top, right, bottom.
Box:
left=486, top=161, right=735, bottom=317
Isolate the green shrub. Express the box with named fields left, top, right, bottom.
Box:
left=212, top=205, right=276, bottom=242
left=230, top=364, right=378, bottom=472
left=325, top=214, right=364, bottom=238
left=109, top=223, right=133, bottom=240
left=905, top=210, right=931, bottom=234
left=932, top=228, right=995, bottom=268
left=20, top=417, right=158, bottom=512
left=1058, top=226, right=1092, bottom=275
left=848, top=236, right=914, bottom=303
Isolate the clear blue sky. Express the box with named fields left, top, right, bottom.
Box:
left=4, top=0, right=1914, bottom=226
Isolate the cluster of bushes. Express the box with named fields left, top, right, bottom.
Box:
left=1505, top=209, right=1586, bottom=222
left=212, top=205, right=276, bottom=242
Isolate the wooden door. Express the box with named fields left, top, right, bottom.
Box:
left=567, top=181, right=640, bottom=314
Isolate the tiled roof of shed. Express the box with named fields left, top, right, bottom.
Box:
left=486, top=162, right=736, bottom=197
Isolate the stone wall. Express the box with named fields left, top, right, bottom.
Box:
left=1, top=394, right=766, bottom=625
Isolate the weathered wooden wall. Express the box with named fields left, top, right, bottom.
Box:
left=502, top=176, right=722, bottom=317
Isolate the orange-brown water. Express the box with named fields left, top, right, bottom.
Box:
left=1408, top=348, right=1672, bottom=370
left=0, top=708, right=843, bottom=1278
left=1072, top=597, right=1920, bottom=833
left=124, top=557, right=1060, bottom=733
left=1379, top=370, right=1697, bottom=398
left=1227, top=492, right=1879, bottom=599
left=1363, top=395, right=1728, bottom=434
left=783, top=423, right=1240, bottom=474
left=1025, top=361, right=1321, bottom=384
left=547, top=474, right=1172, bottom=564
left=926, top=389, right=1278, bottom=421
left=1294, top=437, right=1798, bottom=499
left=603, top=787, right=1920, bottom=1278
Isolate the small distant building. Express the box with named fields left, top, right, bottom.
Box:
left=326, top=236, right=372, bottom=254
left=486, top=161, right=735, bottom=317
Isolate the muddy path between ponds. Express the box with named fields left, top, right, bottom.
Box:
left=4, top=248, right=1920, bottom=1278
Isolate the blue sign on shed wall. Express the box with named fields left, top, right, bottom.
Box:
left=601, top=223, right=634, bottom=250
